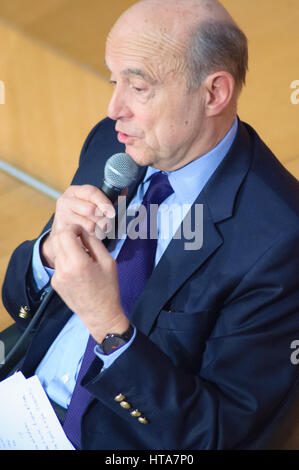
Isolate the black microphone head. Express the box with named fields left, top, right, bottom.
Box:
left=104, top=153, right=140, bottom=190
left=101, top=152, right=141, bottom=203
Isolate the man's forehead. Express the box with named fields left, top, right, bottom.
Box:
left=106, top=0, right=236, bottom=52
left=105, top=25, right=187, bottom=78
left=107, top=23, right=185, bottom=52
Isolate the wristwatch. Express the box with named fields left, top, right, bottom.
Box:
left=101, top=324, right=134, bottom=355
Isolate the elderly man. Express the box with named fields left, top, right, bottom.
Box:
left=2, top=0, right=299, bottom=450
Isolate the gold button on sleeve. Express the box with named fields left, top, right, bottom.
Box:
left=114, top=393, right=125, bottom=402
left=138, top=417, right=149, bottom=424
left=120, top=401, right=131, bottom=409
left=130, top=409, right=142, bottom=417
left=18, top=306, right=30, bottom=319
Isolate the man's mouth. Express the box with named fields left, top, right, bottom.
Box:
left=117, top=131, right=136, bottom=144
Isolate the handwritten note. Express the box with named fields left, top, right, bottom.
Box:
left=0, top=372, right=74, bottom=450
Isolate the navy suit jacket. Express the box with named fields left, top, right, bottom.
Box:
left=2, top=117, right=299, bottom=449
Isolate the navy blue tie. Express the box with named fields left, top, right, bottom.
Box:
left=63, top=172, right=174, bottom=448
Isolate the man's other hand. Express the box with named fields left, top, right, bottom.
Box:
left=50, top=224, right=129, bottom=343
left=41, top=185, right=116, bottom=269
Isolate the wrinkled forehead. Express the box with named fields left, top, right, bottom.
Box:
left=106, top=0, right=236, bottom=62
left=105, top=14, right=189, bottom=80
left=107, top=1, right=187, bottom=42
left=107, top=28, right=185, bottom=62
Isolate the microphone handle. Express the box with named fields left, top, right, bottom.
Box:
left=101, top=181, right=122, bottom=204
left=0, top=287, right=55, bottom=379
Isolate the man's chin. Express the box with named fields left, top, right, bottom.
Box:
left=125, top=146, right=154, bottom=168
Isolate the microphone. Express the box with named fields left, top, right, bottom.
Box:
left=100, top=152, right=140, bottom=203
left=0, top=152, right=141, bottom=378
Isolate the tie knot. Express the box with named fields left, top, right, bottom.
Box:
left=143, top=171, right=174, bottom=206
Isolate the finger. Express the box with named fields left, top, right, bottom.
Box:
left=53, top=225, right=90, bottom=267
left=68, top=197, right=98, bottom=219
left=70, top=185, right=116, bottom=218
left=96, top=216, right=113, bottom=233
left=55, top=211, right=97, bottom=235
left=95, top=204, right=116, bottom=219
left=57, top=193, right=108, bottom=223
left=94, top=224, right=109, bottom=241
left=80, top=230, right=112, bottom=266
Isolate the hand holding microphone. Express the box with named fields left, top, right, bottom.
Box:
left=41, top=153, right=139, bottom=268
left=43, top=153, right=140, bottom=343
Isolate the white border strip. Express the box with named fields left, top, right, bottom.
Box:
left=0, top=159, right=62, bottom=200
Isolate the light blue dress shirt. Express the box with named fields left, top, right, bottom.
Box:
left=34, top=117, right=238, bottom=408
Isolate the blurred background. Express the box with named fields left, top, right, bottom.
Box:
left=0, top=0, right=298, bottom=332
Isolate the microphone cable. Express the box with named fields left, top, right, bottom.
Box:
left=0, top=287, right=55, bottom=378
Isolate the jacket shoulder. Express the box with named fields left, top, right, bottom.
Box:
left=244, top=121, right=299, bottom=224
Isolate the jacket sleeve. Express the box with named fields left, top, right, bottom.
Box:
left=1, top=222, right=53, bottom=328
left=82, top=227, right=299, bottom=450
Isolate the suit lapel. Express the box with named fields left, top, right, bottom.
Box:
left=131, top=120, right=253, bottom=335
left=130, top=191, right=223, bottom=335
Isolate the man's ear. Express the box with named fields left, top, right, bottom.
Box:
left=203, top=71, right=236, bottom=116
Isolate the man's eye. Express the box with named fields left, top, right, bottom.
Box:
left=130, top=83, right=146, bottom=93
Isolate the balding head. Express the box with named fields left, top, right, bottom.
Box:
left=108, top=0, right=248, bottom=93
left=114, top=0, right=236, bottom=30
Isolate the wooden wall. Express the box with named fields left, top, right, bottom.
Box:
left=0, top=21, right=112, bottom=192
left=222, top=0, right=299, bottom=175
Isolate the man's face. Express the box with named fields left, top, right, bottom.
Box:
left=105, top=24, right=206, bottom=172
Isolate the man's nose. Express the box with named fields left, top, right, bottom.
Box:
left=107, top=87, right=133, bottom=121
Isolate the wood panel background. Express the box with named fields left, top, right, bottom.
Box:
left=0, top=21, right=112, bottom=192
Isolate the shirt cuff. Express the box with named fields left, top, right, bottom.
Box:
left=32, top=230, right=54, bottom=291
left=94, top=326, right=136, bottom=370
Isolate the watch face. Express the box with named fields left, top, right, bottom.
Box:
left=101, top=325, right=134, bottom=355
left=102, top=335, right=127, bottom=355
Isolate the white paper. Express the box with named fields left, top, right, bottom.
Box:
left=0, top=372, right=74, bottom=450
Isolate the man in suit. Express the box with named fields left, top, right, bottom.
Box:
left=2, top=0, right=299, bottom=449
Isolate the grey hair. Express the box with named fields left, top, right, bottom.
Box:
left=186, top=21, right=249, bottom=92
